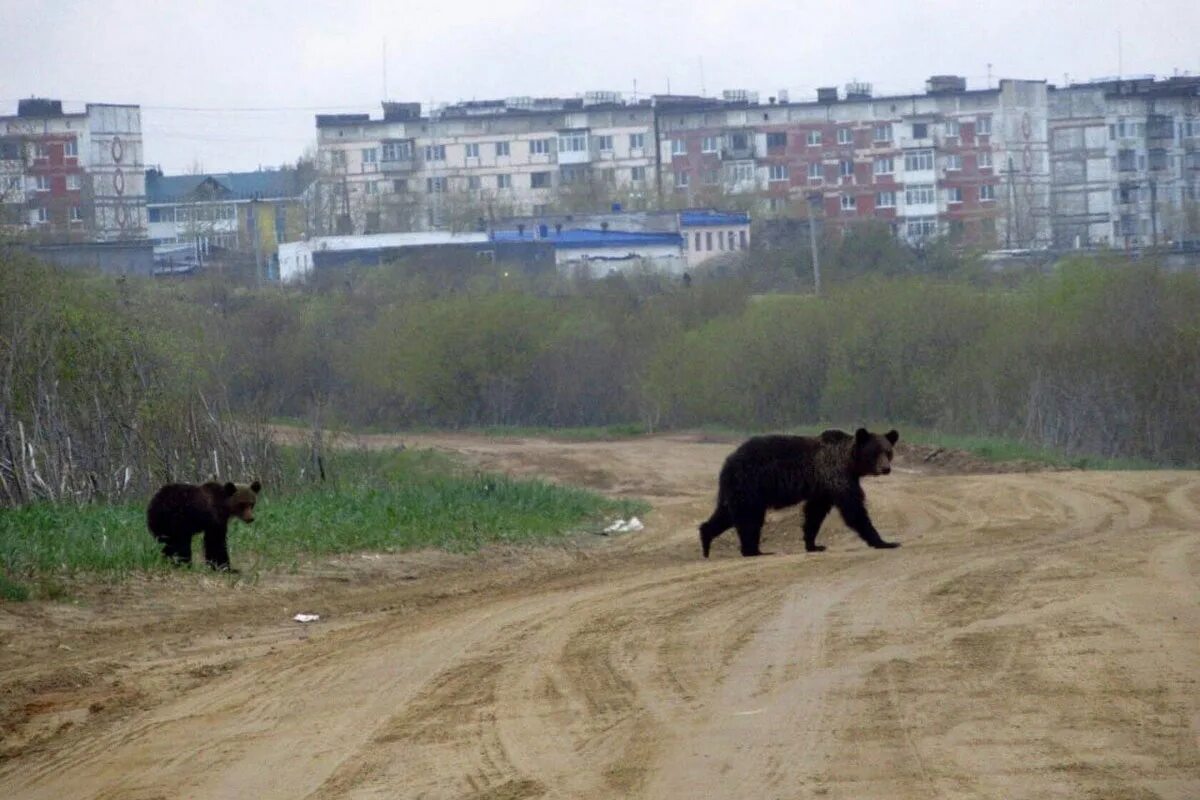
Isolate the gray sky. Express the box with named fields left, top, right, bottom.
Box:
left=2, top=0, right=1196, bottom=174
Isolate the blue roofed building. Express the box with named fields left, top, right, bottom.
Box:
left=144, top=167, right=313, bottom=264
left=489, top=207, right=750, bottom=272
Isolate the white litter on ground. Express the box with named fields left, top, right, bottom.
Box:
left=603, top=517, right=645, bottom=534
left=293, top=613, right=321, bottom=623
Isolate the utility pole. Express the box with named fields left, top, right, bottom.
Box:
left=807, top=192, right=822, bottom=296
left=1002, top=156, right=1017, bottom=248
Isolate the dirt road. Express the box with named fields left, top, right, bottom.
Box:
left=2, top=433, right=1198, bottom=799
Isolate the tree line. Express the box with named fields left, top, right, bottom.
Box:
left=2, top=237, right=1197, bottom=508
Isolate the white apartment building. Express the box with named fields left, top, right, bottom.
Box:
left=1049, top=76, right=1200, bottom=249
left=314, top=97, right=659, bottom=234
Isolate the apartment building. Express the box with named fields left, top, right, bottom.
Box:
left=658, top=78, right=1051, bottom=248
left=1, top=98, right=147, bottom=242
left=1049, top=75, right=1200, bottom=249
left=313, top=95, right=658, bottom=235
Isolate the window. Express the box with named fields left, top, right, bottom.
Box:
left=946, top=186, right=963, bottom=203
left=362, top=147, right=378, bottom=164
left=703, top=135, right=722, bottom=153
left=905, top=184, right=935, bottom=205
left=330, top=150, right=347, bottom=168
left=672, top=138, right=686, bottom=156
left=728, top=162, right=754, bottom=182
left=426, top=176, right=447, bottom=193
left=703, top=168, right=720, bottom=185
left=529, top=138, right=551, bottom=155
left=979, top=184, right=995, bottom=201
left=876, top=190, right=896, bottom=207
left=424, top=144, right=446, bottom=161
left=944, top=120, right=960, bottom=138
left=64, top=138, right=78, bottom=157
left=532, top=204, right=548, bottom=216
left=808, top=162, right=823, bottom=180
left=33, top=143, right=49, bottom=159
left=944, top=153, right=962, bottom=171
left=907, top=217, right=938, bottom=239
left=66, top=173, right=81, bottom=190
left=561, top=165, right=588, bottom=184
left=69, top=206, right=82, bottom=222
left=465, top=143, right=480, bottom=159
left=694, top=232, right=702, bottom=251
left=873, top=123, right=892, bottom=143
left=495, top=141, right=510, bottom=157
left=905, top=149, right=934, bottom=171
left=766, top=132, right=787, bottom=149
left=728, top=132, right=750, bottom=151
left=382, top=140, right=411, bottom=161
left=705, top=231, right=713, bottom=251
left=596, top=134, right=613, bottom=151
left=558, top=132, right=587, bottom=153
left=366, top=181, right=379, bottom=195
left=739, top=230, right=747, bottom=248
left=1149, top=148, right=1167, bottom=171
left=874, top=157, right=894, bottom=176
left=629, top=132, right=645, bottom=149
left=768, top=164, right=788, bottom=182
left=675, top=171, right=689, bottom=188
left=841, top=194, right=857, bottom=211
left=530, top=171, right=552, bottom=188
left=978, top=150, right=992, bottom=169
left=911, top=122, right=929, bottom=139
left=806, top=130, right=822, bottom=146
left=600, top=168, right=616, bottom=184
left=718, top=231, right=725, bottom=250
left=497, top=173, right=512, bottom=189
left=467, top=175, right=481, bottom=190
left=837, top=127, right=853, bottom=145
left=393, top=178, right=408, bottom=192
left=839, top=159, right=853, bottom=177
left=32, top=207, right=47, bottom=224
left=34, top=175, right=50, bottom=191
left=976, top=116, right=992, bottom=136
left=630, top=165, right=646, bottom=182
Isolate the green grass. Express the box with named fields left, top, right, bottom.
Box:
left=0, top=447, right=647, bottom=584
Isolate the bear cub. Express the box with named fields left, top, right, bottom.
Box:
left=700, top=427, right=899, bottom=558
left=147, top=480, right=261, bottom=572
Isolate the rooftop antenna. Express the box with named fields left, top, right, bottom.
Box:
left=633, top=78, right=638, bottom=103
left=986, top=63, right=993, bottom=89
left=1117, top=29, right=1123, bottom=79
left=699, top=57, right=706, bottom=96
left=382, top=38, right=388, bottom=101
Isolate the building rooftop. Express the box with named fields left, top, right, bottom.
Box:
left=146, top=169, right=310, bottom=203
left=491, top=228, right=683, bottom=249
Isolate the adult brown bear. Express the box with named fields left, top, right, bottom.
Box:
left=147, top=480, right=261, bottom=572
left=699, top=428, right=899, bottom=557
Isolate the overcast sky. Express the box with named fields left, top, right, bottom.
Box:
left=2, top=0, right=1196, bottom=174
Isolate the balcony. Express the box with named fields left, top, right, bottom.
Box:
left=721, top=135, right=755, bottom=161
left=1147, top=114, right=1173, bottom=140
left=380, top=156, right=416, bottom=173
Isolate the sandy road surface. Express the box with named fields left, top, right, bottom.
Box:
left=2, top=433, right=1198, bottom=799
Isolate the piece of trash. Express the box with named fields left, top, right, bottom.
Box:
left=293, top=613, right=320, bottom=623
left=603, top=517, right=645, bottom=534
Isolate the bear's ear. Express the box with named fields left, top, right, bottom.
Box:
left=854, top=427, right=871, bottom=447
left=250, top=480, right=262, bottom=494
left=885, top=429, right=899, bottom=445
left=223, top=482, right=237, bottom=497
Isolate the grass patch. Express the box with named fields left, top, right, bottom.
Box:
left=0, top=573, right=31, bottom=602
left=0, top=447, right=647, bottom=582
